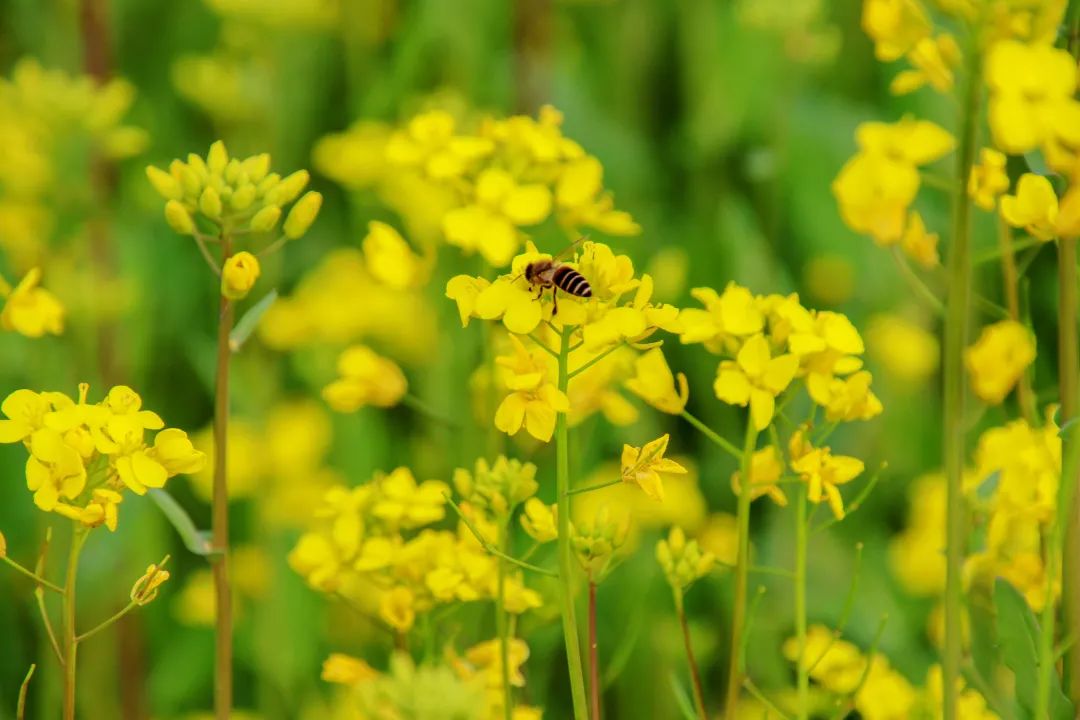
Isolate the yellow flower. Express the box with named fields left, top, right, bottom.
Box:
left=379, top=586, right=416, bottom=632
left=889, top=473, right=947, bottom=597
left=832, top=151, right=920, bottom=244
left=987, top=40, right=1079, bottom=154
left=283, top=190, right=323, bottom=239
left=866, top=313, right=939, bottom=382
left=321, top=653, right=378, bottom=686
left=861, top=0, right=931, bottom=61
left=0, top=389, right=67, bottom=443
left=445, top=275, right=491, bottom=328
left=1, top=268, right=64, bottom=337
left=579, top=274, right=681, bottom=351
left=784, top=624, right=865, bottom=694
left=55, top=488, right=123, bottom=531
left=555, top=155, right=641, bottom=235
left=964, top=320, right=1035, bottom=404
left=385, top=109, right=492, bottom=180
left=730, top=445, right=788, bottom=507
left=923, top=665, right=997, bottom=720
left=855, top=116, right=955, bottom=165
left=363, top=221, right=426, bottom=289
left=791, top=445, right=864, bottom=520
left=443, top=168, right=552, bottom=267
left=520, top=498, right=557, bottom=543
left=625, top=348, right=689, bottom=414
left=148, top=428, right=206, bottom=476
left=999, top=173, right=1060, bottom=241
left=130, top=559, right=171, bottom=605
left=26, top=428, right=87, bottom=510
left=371, top=467, right=449, bottom=529
left=474, top=274, right=544, bottom=335
left=620, top=434, right=688, bottom=502
left=322, top=345, right=408, bottom=411
left=678, top=283, right=764, bottom=350
left=493, top=336, right=569, bottom=442
left=464, top=638, right=530, bottom=688
left=807, top=370, right=884, bottom=423
left=714, top=334, right=799, bottom=430
left=890, top=33, right=960, bottom=95
left=221, top=252, right=261, bottom=300
left=968, top=148, right=1009, bottom=211
left=655, top=525, right=715, bottom=591
left=899, top=211, right=939, bottom=268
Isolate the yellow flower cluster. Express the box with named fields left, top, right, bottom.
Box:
left=147, top=141, right=322, bottom=298
left=322, top=345, right=408, bottom=412
left=783, top=625, right=996, bottom=719
left=289, top=461, right=543, bottom=633
left=656, top=526, right=715, bottom=592
left=0, top=267, right=64, bottom=337
left=964, top=319, right=1036, bottom=405
left=0, top=384, right=204, bottom=530
left=833, top=116, right=954, bottom=253
left=680, top=284, right=882, bottom=431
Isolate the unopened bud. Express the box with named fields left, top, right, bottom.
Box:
left=207, top=140, right=229, bottom=174
left=249, top=205, right=281, bottom=233
left=146, top=165, right=182, bottom=200
left=283, top=191, right=322, bottom=239
left=199, top=187, right=222, bottom=219
left=164, top=200, right=195, bottom=235
left=221, top=252, right=261, bottom=301
left=130, top=557, right=170, bottom=605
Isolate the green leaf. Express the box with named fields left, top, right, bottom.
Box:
left=668, top=672, right=699, bottom=720
left=147, top=489, right=218, bottom=558
left=994, top=579, right=1072, bottom=720
left=228, top=288, right=277, bottom=352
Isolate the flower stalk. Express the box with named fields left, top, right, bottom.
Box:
left=212, top=234, right=235, bottom=720
left=675, top=590, right=707, bottom=720
left=62, top=528, right=88, bottom=720
left=557, top=326, right=590, bottom=719
left=496, top=524, right=513, bottom=720
left=941, top=41, right=982, bottom=719
left=724, top=421, right=759, bottom=718
left=795, top=484, right=808, bottom=720
left=589, top=578, right=601, bottom=720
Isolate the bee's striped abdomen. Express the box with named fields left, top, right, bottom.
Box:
left=551, top=265, right=592, bottom=297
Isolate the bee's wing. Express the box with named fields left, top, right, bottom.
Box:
left=550, top=234, right=590, bottom=263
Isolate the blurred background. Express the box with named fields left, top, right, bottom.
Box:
left=0, top=0, right=1066, bottom=718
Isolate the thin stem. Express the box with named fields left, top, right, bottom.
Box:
left=76, top=601, right=137, bottom=644
left=807, top=543, right=863, bottom=676
left=829, top=614, right=889, bottom=720
left=812, top=463, right=887, bottom=534
left=795, top=485, right=808, bottom=720
left=556, top=325, right=590, bottom=720
left=724, top=420, right=759, bottom=719
left=567, top=342, right=624, bottom=380
left=942, top=39, right=982, bottom=720
left=527, top=332, right=559, bottom=359
left=62, top=529, right=88, bottom=720
left=743, top=678, right=792, bottom=720
left=676, top=592, right=707, bottom=720
left=2, top=556, right=64, bottom=594
left=1053, top=234, right=1080, bottom=705
left=212, top=234, right=235, bottom=720
left=890, top=246, right=945, bottom=316
left=973, top=235, right=1044, bottom=264
left=680, top=410, right=742, bottom=460
left=193, top=234, right=222, bottom=276
left=996, top=219, right=1037, bottom=424
left=589, top=580, right=601, bottom=720
left=36, top=589, right=63, bottom=665
left=401, top=393, right=460, bottom=428
left=566, top=478, right=622, bottom=496
left=444, top=494, right=558, bottom=577
left=496, top=525, right=512, bottom=720
left=16, top=664, right=34, bottom=720
left=257, top=234, right=288, bottom=258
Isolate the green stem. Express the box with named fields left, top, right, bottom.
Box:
left=62, top=529, right=88, bottom=720
left=496, top=524, right=512, bottom=720
left=1052, top=235, right=1080, bottom=707
left=942, top=41, right=982, bottom=720
left=795, top=485, right=808, bottom=720
left=212, top=235, right=235, bottom=720
left=680, top=410, right=742, bottom=460
left=676, top=591, right=708, bottom=720
left=401, top=393, right=460, bottom=428
left=567, top=341, right=624, bottom=380
left=556, top=326, right=590, bottom=720
left=565, top=478, right=622, bottom=496
left=589, top=580, right=601, bottom=720
left=724, top=420, right=759, bottom=719
left=891, top=246, right=945, bottom=316
left=444, top=494, right=557, bottom=577
left=76, top=601, right=137, bottom=644
left=16, top=664, right=34, bottom=720
left=2, top=555, right=64, bottom=594
left=743, top=678, right=792, bottom=720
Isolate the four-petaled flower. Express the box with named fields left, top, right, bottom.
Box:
left=714, top=334, right=799, bottom=431
left=620, top=434, right=687, bottom=502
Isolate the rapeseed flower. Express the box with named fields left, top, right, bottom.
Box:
left=493, top=335, right=568, bottom=442
left=968, top=148, right=1009, bottom=210
left=730, top=445, right=788, bottom=507
left=964, top=320, right=1035, bottom=404
left=620, top=434, right=688, bottom=501
left=0, top=268, right=64, bottom=337
left=625, top=347, right=689, bottom=414
left=321, top=654, right=378, bottom=686
left=714, top=333, right=799, bottom=430
left=791, top=438, right=864, bottom=520
left=322, top=345, right=408, bottom=412
left=986, top=40, right=1079, bottom=154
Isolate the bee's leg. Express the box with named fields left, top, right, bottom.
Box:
left=552, top=289, right=559, bottom=316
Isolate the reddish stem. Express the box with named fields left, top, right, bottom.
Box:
left=589, top=580, right=601, bottom=720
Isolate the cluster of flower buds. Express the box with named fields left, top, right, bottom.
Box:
left=656, top=526, right=715, bottom=593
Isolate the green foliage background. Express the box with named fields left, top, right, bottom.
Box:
left=0, top=0, right=1069, bottom=718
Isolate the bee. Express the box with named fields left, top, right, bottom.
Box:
left=522, top=239, right=592, bottom=315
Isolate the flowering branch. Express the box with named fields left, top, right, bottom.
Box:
left=724, top=420, right=759, bottom=719
left=1, top=555, right=64, bottom=594
left=443, top=493, right=557, bottom=577
left=567, top=341, right=627, bottom=380
left=679, top=410, right=742, bottom=460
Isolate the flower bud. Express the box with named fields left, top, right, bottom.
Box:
left=249, top=205, right=282, bottom=233
left=174, top=160, right=201, bottom=196
left=130, top=559, right=170, bottom=606
left=221, top=252, right=261, bottom=300
left=145, top=165, right=182, bottom=200
left=656, top=525, right=715, bottom=591
left=256, top=173, right=281, bottom=197
left=266, top=169, right=310, bottom=205
left=207, top=140, right=229, bottom=174
left=224, top=158, right=242, bottom=184
left=199, top=187, right=222, bottom=219
left=241, top=153, right=271, bottom=183
left=164, top=200, right=195, bottom=235
left=230, top=183, right=256, bottom=211
left=284, top=191, right=323, bottom=239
